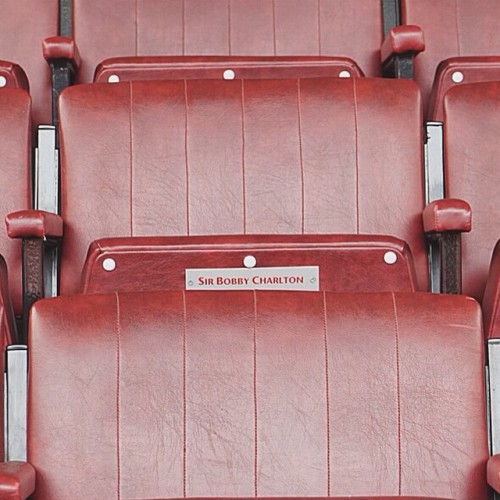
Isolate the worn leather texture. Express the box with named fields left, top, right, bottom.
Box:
left=73, top=0, right=385, bottom=84
left=94, top=55, right=363, bottom=83
left=0, top=0, right=58, bottom=124
left=380, top=25, right=425, bottom=62
left=0, top=462, right=36, bottom=499
left=81, top=234, right=417, bottom=294
left=0, top=60, right=29, bottom=91
left=443, top=81, right=500, bottom=300
left=481, top=240, right=500, bottom=339
left=422, top=198, right=471, bottom=233
left=58, top=78, right=426, bottom=296
left=27, top=291, right=486, bottom=499
left=429, top=57, right=500, bottom=121
left=6, top=210, right=63, bottom=239
left=402, top=0, right=500, bottom=118
left=42, top=36, right=81, bottom=68
left=0, top=89, right=31, bottom=315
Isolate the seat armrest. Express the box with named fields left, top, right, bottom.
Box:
left=423, top=199, right=472, bottom=234
left=381, top=25, right=425, bottom=79
left=42, top=36, right=81, bottom=126
left=42, top=36, right=81, bottom=69
left=423, top=199, right=471, bottom=294
left=0, top=461, right=35, bottom=499
left=6, top=210, right=63, bottom=240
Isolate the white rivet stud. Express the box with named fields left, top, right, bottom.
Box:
left=339, top=70, right=351, bottom=78
left=102, top=258, right=116, bottom=272
left=0, top=76, right=7, bottom=87
left=107, top=74, right=120, bottom=83
left=451, top=71, right=464, bottom=83
left=223, top=69, right=235, bottom=80
left=383, top=251, right=398, bottom=265
left=243, top=255, right=257, bottom=268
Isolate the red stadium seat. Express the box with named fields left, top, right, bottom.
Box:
left=0, top=0, right=58, bottom=125
left=40, top=77, right=428, bottom=295
left=0, top=290, right=492, bottom=498
left=401, top=0, right=500, bottom=120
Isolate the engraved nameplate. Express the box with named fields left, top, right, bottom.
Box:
left=186, top=266, right=319, bottom=291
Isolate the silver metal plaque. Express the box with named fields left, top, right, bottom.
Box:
left=186, top=266, right=319, bottom=291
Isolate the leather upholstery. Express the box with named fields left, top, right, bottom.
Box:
left=481, top=241, right=500, bottom=340
left=0, top=0, right=58, bottom=124
left=422, top=199, right=471, bottom=233
left=401, top=0, right=500, bottom=118
left=429, top=57, right=500, bottom=121
left=0, top=89, right=31, bottom=314
left=81, top=234, right=418, bottom=294
left=380, top=25, right=425, bottom=63
left=0, top=462, right=35, bottom=500
left=27, top=291, right=487, bottom=499
left=42, top=36, right=81, bottom=68
left=0, top=61, right=29, bottom=92
left=6, top=210, right=63, bottom=239
left=443, top=81, right=500, bottom=300
left=73, top=0, right=385, bottom=84
left=94, top=55, right=363, bottom=83
left=58, top=78, right=427, bottom=296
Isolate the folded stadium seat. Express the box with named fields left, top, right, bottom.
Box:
left=400, top=0, right=500, bottom=121
left=0, top=88, right=31, bottom=322
left=0, top=0, right=59, bottom=126
left=0, top=290, right=494, bottom=498
left=430, top=81, right=500, bottom=302
left=7, top=76, right=465, bottom=300
left=45, top=0, right=424, bottom=87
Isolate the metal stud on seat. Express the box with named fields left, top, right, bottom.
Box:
left=452, top=71, right=464, bottom=83
left=223, top=69, right=235, bottom=80
left=107, top=74, right=120, bottom=83
left=243, top=255, right=256, bottom=268
left=102, top=257, right=116, bottom=271
left=383, top=251, right=398, bottom=265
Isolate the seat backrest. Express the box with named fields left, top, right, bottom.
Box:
left=0, top=88, right=31, bottom=315
left=28, top=290, right=487, bottom=499
left=58, top=77, right=426, bottom=295
left=443, top=81, right=500, bottom=301
left=73, top=0, right=385, bottom=83
left=0, top=0, right=58, bottom=124
left=401, top=0, right=500, bottom=118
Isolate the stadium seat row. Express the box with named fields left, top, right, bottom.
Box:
left=0, top=1, right=500, bottom=499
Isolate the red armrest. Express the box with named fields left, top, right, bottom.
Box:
left=0, top=462, right=35, bottom=499
left=381, top=25, right=425, bottom=63
left=423, top=199, right=472, bottom=234
left=0, top=60, right=29, bottom=92
left=6, top=210, right=63, bottom=239
left=42, top=36, right=81, bottom=69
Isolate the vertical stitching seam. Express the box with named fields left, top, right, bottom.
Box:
left=253, top=289, right=258, bottom=497
left=352, top=79, right=360, bottom=234
left=182, top=0, right=186, bottom=56
left=454, top=0, right=461, bottom=56
left=241, top=80, right=247, bottom=234
left=182, top=290, right=187, bottom=497
left=391, top=292, right=402, bottom=495
left=322, top=291, right=331, bottom=496
left=184, top=80, right=191, bottom=235
left=228, top=0, right=232, bottom=55
left=317, top=0, right=322, bottom=55
left=128, top=83, right=134, bottom=237
left=134, top=0, right=138, bottom=55
left=272, top=0, right=277, bottom=55
left=115, top=292, right=121, bottom=500
left=297, top=79, right=305, bottom=234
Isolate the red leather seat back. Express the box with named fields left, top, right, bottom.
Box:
left=443, top=81, right=500, bottom=301
left=73, top=0, right=385, bottom=83
left=401, top=0, right=500, bottom=118
left=0, top=0, right=58, bottom=124
left=0, top=89, right=31, bottom=315
left=58, top=78, right=426, bottom=295
left=28, top=291, right=487, bottom=499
